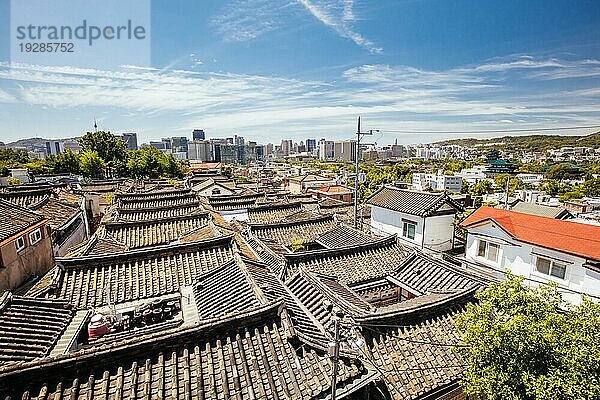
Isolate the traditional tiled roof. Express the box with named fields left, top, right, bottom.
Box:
left=0, top=189, right=49, bottom=208
left=0, top=199, right=44, bottom=242
left=0, top=304, right=376, bottom=400
left=367, top=186, right=463, bottom=217
left=460, top=206, right=600, bottom=261
left=0, top=292, right=74, bottom=364
left=509, top=201, right=572, bottom=219
left=242, top=258, right=330, bottom=347
left=52, top=236, right=236, bottom=309
left=392, top=252, right=483, bottom=295
left=111, top=203, right=204, bottom=222
left=32, top=197, right=81, bottom=230
left=207, top=192, right=263, bottom=210
left=249, top=215, right=338, bottom=245
left=79, top=179, right=132, bottom=193
left=193, top=257, right=266, bottom=320
left=101, top=213, right=210, bottom=250
left=117, top=193, right=199, bottom=209
left=364, top=306, right=466, bottom=399
left=315, top=224, right=375, bottom=248
left=246, top=201, right=303, bottom=223
left=114, top=187, right=192, bottom=201
left=284, top=235, right=410, bottom=285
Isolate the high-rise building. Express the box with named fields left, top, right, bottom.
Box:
left=318, top=139, right=334, bottom=161
left=306, top=139, right=317, bottom=152
left=219, top=143, right=238, bottom=164
left=119, top=132, right=138, bottom=150
left=172, top=136, right=188, bottom=153
left=280, top=139, right=293, bottom=156
left=192, top=129, right=206, bottom=141
left=45, top=140, right=63, bottom=156
left=266, top=143, right=274, bottom=156
left=188, top=140, right=214, bottom=161
left=333, top=140, right=357, bottom=162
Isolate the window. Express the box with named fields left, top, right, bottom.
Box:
left=535, top=256, right=567, bottom=279
left=477, top=239, right=500, bottom=263
left=29, top=228, right=42, bottom=245
left=15, top=236, right=25, bottom=252
left=402, top=221, right=416, bottom=240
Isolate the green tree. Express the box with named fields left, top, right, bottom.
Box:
left=79, top=131, right=127, bottom=166
left=79, top=150, right=106, bottom=179
left=51, top=149, right=80, bottom=174
left=494, top=174, right=524, bottom=194
left=470, top=180, right=492, bottom=197
left=517, top=162, right=544, bottom=174
left=582, top=178, right=600, bottom=197
left=546, top=163, right=577, bottom=181
left=456, top=273, right=600, bottom=400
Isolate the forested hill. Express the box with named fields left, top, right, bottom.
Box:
left=436, top=132, right=600, bottom=152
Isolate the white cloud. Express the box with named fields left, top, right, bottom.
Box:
left=296, top=0, right=382, bottom=53
left=0, top=56, right=599, bottom=141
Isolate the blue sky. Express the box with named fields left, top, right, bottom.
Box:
left=0, top=0, right=599, bottom=145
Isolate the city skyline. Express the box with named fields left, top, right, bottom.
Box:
left=0, top=0, right=599, bottom=144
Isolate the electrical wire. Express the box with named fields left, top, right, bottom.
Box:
left=378, top=124, right=600, bottom=135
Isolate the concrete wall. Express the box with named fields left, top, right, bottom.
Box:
left=423, top=214, right=456, bottom=251
left=465, top=222, right=600, bottom=304
left=0, top=223, right=54, bottom=291
left=370, top=206, right=424, bottom=248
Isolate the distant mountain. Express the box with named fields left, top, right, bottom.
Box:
left=6, top=137, right=80, bottom=150
left=435, top=132, right=600, bottom=152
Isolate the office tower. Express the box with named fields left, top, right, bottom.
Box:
left=192, top=129, right=206, bottom=141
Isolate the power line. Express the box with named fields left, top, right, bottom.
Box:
left=378, top=124, right=600, bottom=135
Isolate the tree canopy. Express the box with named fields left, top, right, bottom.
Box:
left=456, top=274, right=600, bottom=400
left=79, top=131, right=127, bottom=164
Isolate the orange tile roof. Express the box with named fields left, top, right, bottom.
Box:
left=460, top=206, right=600, bottom=261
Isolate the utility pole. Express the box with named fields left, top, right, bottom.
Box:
left=353, top=117, right=377, bottom=229
left=329, top=317, right=340, bottom=400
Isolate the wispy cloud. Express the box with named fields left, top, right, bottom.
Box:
left=212, top=0, right=293, bottom=42
left=296, top=0, right=382, bottom=53
left=0, top=55, right=599, bottom=141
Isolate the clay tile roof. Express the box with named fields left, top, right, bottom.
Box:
left=284, top=236, right=410, bottom=286
left=193, top=257, right=267, bottom=320
left=315, top=224, right=375, bottom=249
left=250, top=215, right=338, bottom=245
left=460, top=206, right=600, bottom=261
left=392, top=252, right=483, bottom=294
left=113, top=203, right=205, bottom=222
left=0, top=292, right=74, bottom=364
left=0, top=318, right=375, bottom=400
left=367, top=186, right=463, bottom=217
left=54, top=237, right=236, bottom=310
left=0, top=199, right=44, bottom=242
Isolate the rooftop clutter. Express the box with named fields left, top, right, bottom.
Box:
left=0, top=178, right=490, bottom=399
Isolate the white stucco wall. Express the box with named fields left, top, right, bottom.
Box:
left=220, top=209, right=248, bottom=222
left=465, top=222, right=600, bottom=304
left=423, top=214, right=456, bottom=251
left=370, top=206, right=424, bottom=248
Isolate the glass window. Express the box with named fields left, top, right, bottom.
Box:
left=15, top=236, right=25, bottom=252
left=29, top=228, right=42, bottom=245
left=536, top=256, right=568, bottom=280
left=488, top=243, right=499, bottom=262
left=477, top=240, right=487, bottom=257
left=551, top=261, right=567, bottom=279
left=402, top=221, right=416, bottom=240
left=536, top=257, right=551, bottom=275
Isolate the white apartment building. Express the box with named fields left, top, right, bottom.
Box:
left=412, top=170, right=462, bottom=193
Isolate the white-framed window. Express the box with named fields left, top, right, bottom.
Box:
left=477, top=239, right=500, bottom=263
left=535, top=256, right=568, bottom=280
left=402, top=220, right=416, bottom=240
left=29, top=228, right=42, bottom=245
left=15, top=236, right=26, bottom=252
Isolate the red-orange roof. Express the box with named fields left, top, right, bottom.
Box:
left=460, top=206, right=600, bottom=261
